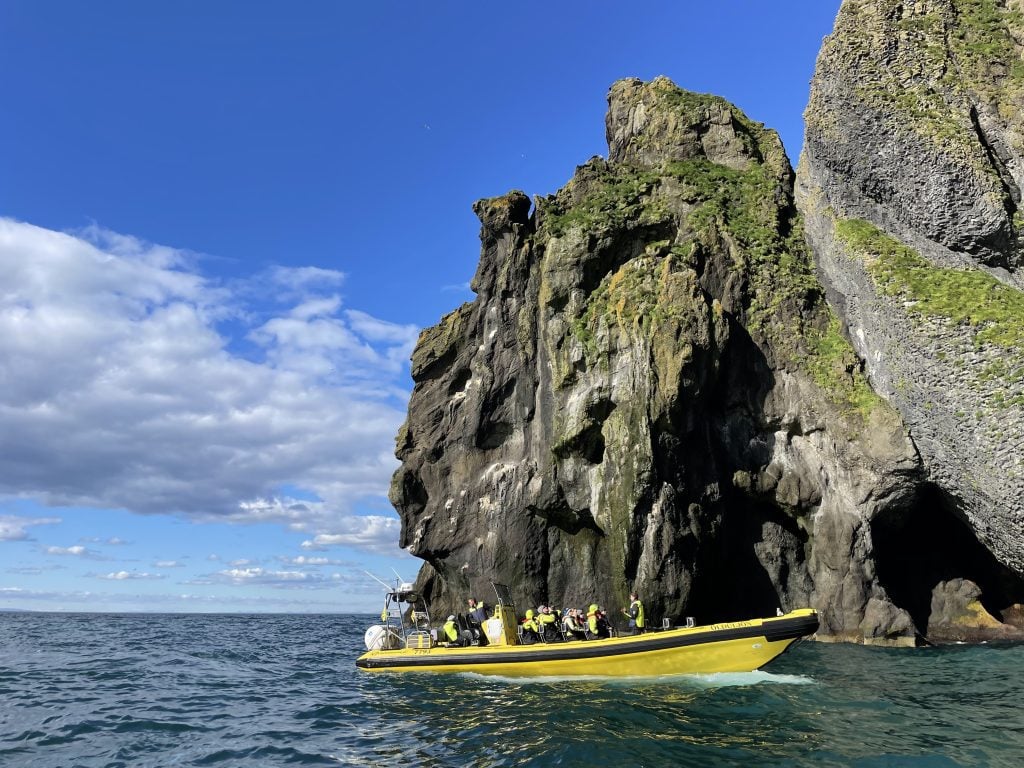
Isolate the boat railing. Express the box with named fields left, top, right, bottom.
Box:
left=405, top=630, right=433, bottom=650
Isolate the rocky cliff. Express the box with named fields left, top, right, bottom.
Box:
left=389, top=3, right=1024, bottom=646
left=797, top=0, right=1024, bottom=640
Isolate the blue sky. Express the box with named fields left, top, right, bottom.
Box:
left=0, top=1, right=842, bottom=613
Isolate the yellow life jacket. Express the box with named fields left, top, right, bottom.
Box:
left=587, top=610, right=599, bottom=634
left=631, top=599, right=645, bottom=629
left=538, top=612, right=556, bottom=626
left=443, top=620, right=459, bottom=642
left=522, top=618, right=539, bottom=633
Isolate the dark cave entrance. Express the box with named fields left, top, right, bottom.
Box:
left=688, top=497, right=810, bottom=625
left=871, top=483, right=1024, bottom=632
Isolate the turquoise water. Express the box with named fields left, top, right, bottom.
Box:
left=1, top=613, right=1022, bottom=767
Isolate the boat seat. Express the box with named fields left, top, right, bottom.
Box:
left=538, top=627, right=563, bottom=643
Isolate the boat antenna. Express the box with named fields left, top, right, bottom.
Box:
left=391, top=568, right=407, bottom=583
left=363, top=571, right=392, bottom=591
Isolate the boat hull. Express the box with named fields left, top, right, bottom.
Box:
left=356, top=609, right=818, bottom=677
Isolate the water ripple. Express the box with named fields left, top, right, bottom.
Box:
left=2, top=613, right=1024, bottom=767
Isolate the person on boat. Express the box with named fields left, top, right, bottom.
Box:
left=466, top=598, right=490, bottom=646
left=467, top=598, right=489, bottom=624
left=520, top=608, right=541, bottom=645
left=537, top=604, right=561, bottom=642
left=585, top=604, right=610, bottom=639
left=442, top=615, right=469, bottom=647
left=622, top=592, right=646, bottom=635
left=562, top=608, right=586, bottom=640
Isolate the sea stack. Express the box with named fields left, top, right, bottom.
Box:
left=392, top=1, right=1024, bottom=646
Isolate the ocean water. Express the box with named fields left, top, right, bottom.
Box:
left=1, top=613, right=1022, bottom=767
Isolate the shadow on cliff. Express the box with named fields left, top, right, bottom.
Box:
left=662, top=310, right=810, bottom=626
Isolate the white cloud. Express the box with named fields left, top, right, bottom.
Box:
left=45, top=545, right=89, bottom=556
left=96, top=571, right=164, bottom=580
left=154, top=560, right=183, bottom=568
left=80, top=536, right=129, bottom=545
left=192, top=566, right=341, bottom=589
left=345, top=309, right=419, bottom=345
left=0, top=219, right=418, bottom=553
left=278, top=555, right=353, bottom=566
left=267, top=265, right=345, bottom=294
left=300, top=515, right=401, bottom=555
left=0, top=514, right=61, bottom=542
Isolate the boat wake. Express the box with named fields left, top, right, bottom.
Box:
left=456, top=670, right=816, bottom=687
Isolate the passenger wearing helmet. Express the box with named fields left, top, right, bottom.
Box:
left=521, top=608, right=540, bottom=645
left=563, top=608, right=586, bottom=640
left=537, top=605, right=560, bottom=642
left=586, top=604, right=610, bottom=639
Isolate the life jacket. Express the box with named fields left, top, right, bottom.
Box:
left=587, top=610, right=599, bottom=635
left=522, top=617, right=539, bottom=633
left=442, top=619, right=459, bottom=642
left=631, top=599, right=646, bottom=629
left=538, top=612, right=556, bottom=626
left=470, top=604, right=488, bottom=624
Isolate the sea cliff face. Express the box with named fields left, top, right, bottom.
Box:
left=796, top=0, right=1024, bottom=640
left=391, top=2, right=1024, bottom=645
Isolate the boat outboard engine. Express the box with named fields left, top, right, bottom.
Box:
left=364, top=625, right=401, bottom=651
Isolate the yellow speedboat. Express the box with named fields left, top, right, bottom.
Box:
left=356, top=583, right=817, bottom=677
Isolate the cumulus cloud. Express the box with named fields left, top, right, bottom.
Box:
left=45, top=545, right=90, bottom=556
left=300, top=515, right=401, bottom=555
left=0, top=219, right=417, bottom=552
left=0, top=514, right=61, bottom=542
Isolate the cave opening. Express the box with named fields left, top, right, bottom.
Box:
left=687, top=496, right=809, bottom=625
left=871, top=483, right=1024, bottom=632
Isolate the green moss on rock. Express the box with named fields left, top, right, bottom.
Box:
left=801, top=313, right=885, bottom=419
left=540, top=165, right=665, bottom=238
left=836, top=218, right=1024, bottom=350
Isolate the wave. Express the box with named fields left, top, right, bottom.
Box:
left=455, top=669, right=816, bottom=687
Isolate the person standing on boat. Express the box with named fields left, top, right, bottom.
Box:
left=466, top=598, right=490, bottom=646
left=623, top=592, right=646, bottom=635
left=467, top=598, right=489, bottom=624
